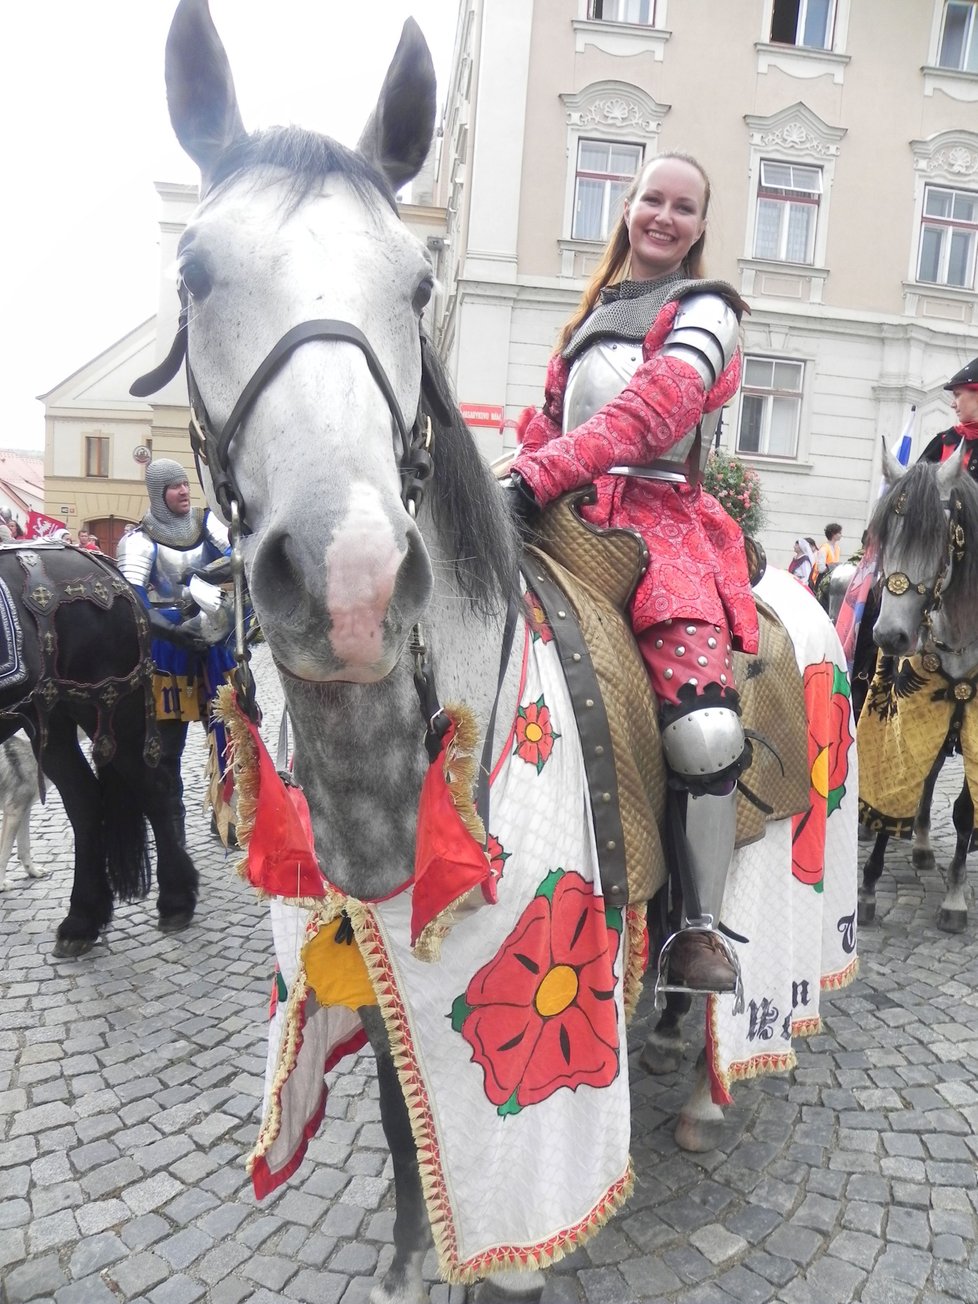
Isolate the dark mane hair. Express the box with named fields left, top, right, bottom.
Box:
left=206, top=126, right=396, bottom=213
left=420, top=338, right=520, bottom=612
left=870, top=461, right=978, bottom=614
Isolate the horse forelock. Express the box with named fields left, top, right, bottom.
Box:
left=870, top=461, right=978, bottom=618
left=422, top=342, right=520, bottom=615
left=205, top=125, right=396, bottom=216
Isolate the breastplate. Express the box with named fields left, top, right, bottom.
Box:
left=563, top=339, right=718, bottom=483
left=153, top=539, right=214, bottom=595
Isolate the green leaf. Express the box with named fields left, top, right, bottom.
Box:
left=605, top=904, right=623, bottom=933
left=498, top=1091, right=522, bottom=1118
left=536, top=868, right=565, bottom=901
left=449, top=994, right=473, bottom=1032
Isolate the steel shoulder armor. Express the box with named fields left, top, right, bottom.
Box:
left=116, top=529, right=155, bottom=590
left=661, top=294, right=740, bottom=390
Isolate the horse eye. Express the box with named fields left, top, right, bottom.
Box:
left=179, top=258, right=212, bottom=300
left=413, top=277, right=433, bottom=314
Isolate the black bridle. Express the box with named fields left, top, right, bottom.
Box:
left=131, top=304, right=434, bottom=533
left=878, top=488, right=968, bottom=650
left=130, top=305, right=439, bottom=726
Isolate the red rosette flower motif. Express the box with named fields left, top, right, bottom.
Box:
left=451, top=869, right=622, bottom=1115
left=514, top=696, right=559, bottom=773
left=481, top=832, right=511, bottom=905
left=791, top=660, right=853, bottom=887
left=522, top=590, right=554, bottom=644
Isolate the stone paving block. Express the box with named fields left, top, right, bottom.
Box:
left=146, top=1273, right=207, bottom=1304
left=27, top=1208, right=79, bottom=1254
left=689, top=1223, right=748, bottom=1264
left=122, top=1171, right=185, bottom=1215
left=2, top=1253, right=69, bottom=1303
left=53, top=1275, right=119, bottom=1304
left=206, top=1280, right=255, bottom=1304
left=763, top=1224, right=824, bottom=1266
left=156, top=1225, right=215, bottom=1270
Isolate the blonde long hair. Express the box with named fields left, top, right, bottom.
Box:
left=556, top=151, right=713, bottom=354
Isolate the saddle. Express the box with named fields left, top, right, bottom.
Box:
left=527, top=492, right=810, bottom=907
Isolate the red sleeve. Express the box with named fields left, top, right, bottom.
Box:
left=518, top=353, right=569, bottom=454
left=511, top=352, right=708, bottom=506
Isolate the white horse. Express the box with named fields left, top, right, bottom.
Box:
left=147, top=4, right=858, bottom=1300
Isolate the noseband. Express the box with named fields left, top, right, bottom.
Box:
left=131, top=306, right=433, bottom=534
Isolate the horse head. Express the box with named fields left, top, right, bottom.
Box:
left=870, top=439, right=973, bottom=658
left=164, top=0, right=438, bottom=683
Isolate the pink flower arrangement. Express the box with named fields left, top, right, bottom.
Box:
left=703, top=451, right=766, bottom=536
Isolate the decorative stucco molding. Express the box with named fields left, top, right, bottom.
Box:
left=561, top=82, right=670, bottom=136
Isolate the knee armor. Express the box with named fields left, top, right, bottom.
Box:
left=660, top=698, right=749, bottom=795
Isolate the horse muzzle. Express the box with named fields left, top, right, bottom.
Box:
left=246, top=511, right=433, bottom=682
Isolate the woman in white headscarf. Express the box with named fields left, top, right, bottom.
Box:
left=787, top=537, right=816, bottom=587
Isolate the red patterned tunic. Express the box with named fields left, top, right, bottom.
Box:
left=511, top=298, right=758, bottom=657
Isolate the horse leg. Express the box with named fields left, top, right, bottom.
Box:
left=361, top=1008, right=429, bottom=1304
left=938, top=781, right=973, bottom=933
left=44, top=718, right=112, bottom=958
left=641, top=989, right=693, bottom=1075
left=674, top=1048, right=726, bottom=1153
left=911, top=754, right=944, bottom=870
left=127, top=736, right=198, bottom=932
left=858, top=830, right=889, bottom=924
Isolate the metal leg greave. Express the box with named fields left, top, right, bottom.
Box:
left=654, top=788, right=744, bottom=1012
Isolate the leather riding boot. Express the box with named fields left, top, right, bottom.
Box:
left=667, top=930, right=736, bottom=992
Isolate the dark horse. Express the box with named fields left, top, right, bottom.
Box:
left=0, top=542, right=198, bottom=956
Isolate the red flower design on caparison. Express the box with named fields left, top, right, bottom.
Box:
left=523, top=590, right=554, bottom=644
left=514, top=696, right=559, bottom=773
left=792, top=661, right=853, bottom=888
left=451, top=870, right=621, bottom=1114
left=481, top=832, right=511, bottom=904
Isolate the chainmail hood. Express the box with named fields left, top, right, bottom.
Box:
left=562, top=272, right=742, bottom=365
left=142, top=459, right=205, bottom=547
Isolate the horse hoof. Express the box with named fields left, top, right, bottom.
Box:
left=938, top=908, right=968, bottom=933
left=640, top=1032, right=684, bottom=1076
left=912, top=848, right=935, bottom=870
left=53, top=935, right=96, bottom=958
left=158, top=910, right=194, bottom=934
left=857, top=898, right=876, bottom=925
left=675, top=1109, right=725, bottom=1153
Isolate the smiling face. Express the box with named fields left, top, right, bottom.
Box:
left=623, top=156, right=708, bottom=281
left=951, top=386, right=978, bottom=425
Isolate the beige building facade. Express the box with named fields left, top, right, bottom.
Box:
left=428, top=0, right=978, bottom=562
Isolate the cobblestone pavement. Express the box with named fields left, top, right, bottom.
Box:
left=2, top=643, right=978, bottom=1304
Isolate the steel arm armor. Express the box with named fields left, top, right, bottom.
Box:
left=116, top=529, right=155, bottom=591
left=661, top=294, right=740, bottom=390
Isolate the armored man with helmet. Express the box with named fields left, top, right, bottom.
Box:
left=117, top=459, right=235, bottom=844
left=511, top=153, right=758, bottom=995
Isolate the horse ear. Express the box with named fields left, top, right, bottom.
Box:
left=358, top=19, right=436, bottom=192
left=936, top=435, right=968, bottom=493
left=165, top=0, right=246, bottom=186
left=880, top=437, right=908, bottom=486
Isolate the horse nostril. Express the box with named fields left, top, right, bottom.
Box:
left=251, top=528, right=312, bottom=629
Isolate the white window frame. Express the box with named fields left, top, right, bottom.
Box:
left=736, top=357, right=805, bottom=460
left=769, top=0, right=837, bottom=49
left=937, top=1, right=978, bottom=71
left=587, top=0, right=657, bottom=22
left=916, top=183, right=978, bottom=289
left=572, top=139, right=643, bottom=242
left=753, top=161, right=822, bottom=264
left=559, top=82, right=669, bottom=275
left=906, top=131, right=978, bottom=314
left=740, top=105, right=844, bottom=300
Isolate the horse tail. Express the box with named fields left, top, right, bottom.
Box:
left=100, top=764, right=152, bottom=902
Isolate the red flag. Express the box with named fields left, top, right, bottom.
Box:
left=26, top=510, right=68, bottom=540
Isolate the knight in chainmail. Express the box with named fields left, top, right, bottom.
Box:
left=511, top=153, right=759, bottom=996
left=117, top=459, right=235, bottom=846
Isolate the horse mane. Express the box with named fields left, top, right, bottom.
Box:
left=421, top=339, right=520, bottom=612
left=206, top=126, right=396, bottom=214
left=207, top=125, right=519, bottom=613
left=870, top=461, right=978, bottom=614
